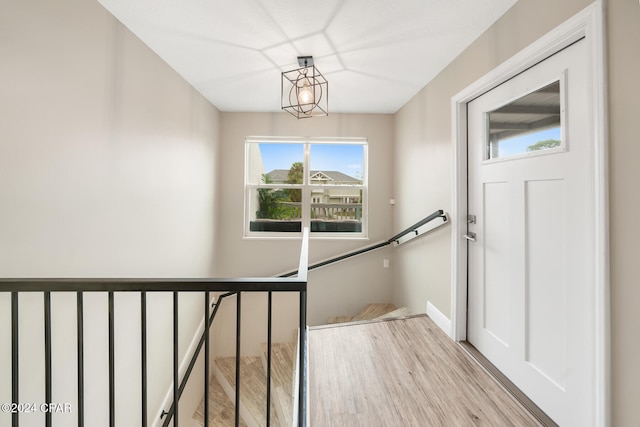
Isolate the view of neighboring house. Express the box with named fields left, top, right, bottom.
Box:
left=268, top=169, right=362, bottom=219
left=250, top=169, right=364, bottom=232
left=268, top=169, right=362, bottom=187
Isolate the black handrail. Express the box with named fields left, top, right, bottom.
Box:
left=2, top=210, right=446, bottom=426
left=281, top=209, right=447, bottom=278
left=386, top=209, right=447, bottom=244
left=0, top=278, right=306, bottom=292
left=1, top=228, right=310, bottom=427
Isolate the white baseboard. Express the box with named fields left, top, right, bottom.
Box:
left=426, top=301, right=452, bottom=338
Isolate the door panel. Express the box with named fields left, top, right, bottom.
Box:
left=483, top=181, right=510, bottom=346
left=525, top=178, right=567, bottom=389
left=467, top=39, right=593, bottom=426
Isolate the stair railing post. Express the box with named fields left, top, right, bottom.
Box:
left=77, top=292, right=84, bottom=427
left=235, top=292, right=241, bottom=427
left=298, top=289, right=307, bottom=427
left=11, top=292, right=19, bottom=427
left=108, top=291, right=115, bottom=427
left=266, top=291, right=272, bottom=427
left=204, top=291, right=210, bottom=427
left=141, top=291, right=148, bottom=427
left=173, top=291, right=179, bottom=427
left=44, top=291, right=52, bottom=427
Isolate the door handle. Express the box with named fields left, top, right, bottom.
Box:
left=464, top=232, right=476, bottom=242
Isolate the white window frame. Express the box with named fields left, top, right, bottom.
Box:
left=244, top=136, right=368, bottom=239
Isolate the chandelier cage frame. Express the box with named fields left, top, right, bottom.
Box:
left=281, top=58, right=328, bottom=119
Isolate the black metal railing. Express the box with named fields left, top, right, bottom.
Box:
left=156, top=210, right=446, bottom=427
left=0, top=229, right=309, bottom=427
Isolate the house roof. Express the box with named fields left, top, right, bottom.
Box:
left=267, top=169, right=361, bottom=184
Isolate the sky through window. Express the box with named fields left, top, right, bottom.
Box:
left=259, top=143, right=364, bottom=179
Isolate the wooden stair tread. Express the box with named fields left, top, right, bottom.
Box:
left=351, top=303, right=397, bottom=321
left=327, top=315, right=354, bottom=324
left=260, top=342, right=296, bottom=427
left=216, top=357, right=279, bottom=427
left=326, top=304, right=409, bottom=325
left=193, top=375, right=248, bottom=427
left=375, top=306, right=411, bottom=320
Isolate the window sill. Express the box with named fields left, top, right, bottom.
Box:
left=245, top=220, right=368, bottom=240
left=249, top=220, right=362, bottom=233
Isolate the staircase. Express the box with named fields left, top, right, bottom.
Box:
left=192, top=304, right=408, bottom=427
left=187, top=212, right=448, bottom=426
left=193, top=336, right=298, bottom=427
left=193, top=374, right=248, bottom=427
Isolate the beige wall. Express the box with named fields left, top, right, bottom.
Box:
left=214, top=113, right=395, bottom=356
left=393, top=0, right=593, bottom=315
left=607, top=1, right=640, bottom=425
left=0, top=1, right=221, bottom=426
left=394, top=0, right=640, bottom=425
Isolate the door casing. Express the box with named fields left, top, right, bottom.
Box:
left=450, top=2, right=609, bottom=426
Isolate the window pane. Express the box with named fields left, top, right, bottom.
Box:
left=309, top=144, right=364, bottom=185
left=247, top=143, right=304, bottom=185
left=247, top=187, right=302, bottom=233
left=245, top=138, right=367, bottom=237
left=310, top=190, right=362, bottom=233
left=486, top=81, right=562, bottom=160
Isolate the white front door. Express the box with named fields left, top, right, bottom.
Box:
left=467, top=39, right=594, bottom=426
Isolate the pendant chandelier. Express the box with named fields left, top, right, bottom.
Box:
left=281, top=56, right=328, bottom=119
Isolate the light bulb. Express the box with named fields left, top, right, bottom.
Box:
left=297, top=80, right=314, bottom=105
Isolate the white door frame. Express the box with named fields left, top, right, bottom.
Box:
left=450, top=2, right=610, bottom=426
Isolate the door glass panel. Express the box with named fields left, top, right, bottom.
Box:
left=486, top=81, right=562, bottom=160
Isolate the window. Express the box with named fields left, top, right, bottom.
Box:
left=245, top=137, right=367, bottom=238
left=485, top=80, right=565, bottom=161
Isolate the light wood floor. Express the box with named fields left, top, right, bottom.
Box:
left=308, top=315, right=542, bottom=427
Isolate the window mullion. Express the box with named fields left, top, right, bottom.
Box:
left=302, top=142, right=311, bottom=231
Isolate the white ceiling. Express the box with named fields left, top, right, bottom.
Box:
left=98, top=0, right=518, bottom=114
